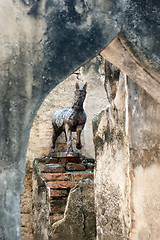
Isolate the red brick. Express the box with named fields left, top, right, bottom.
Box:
left=50, top=199, right=66, bottom=207
left=41, top=173, right=71, bottom=181
left=66, top=163, right=86, bottom=171
left=48, top=158, right=68, bottom=165
left=48, top=157, right=82, bottom=164
left=64, top=157, right=82, bottom=163
left=50, top=189, right=68, bottom=197
left=50, top=199, right=66, bottom=214
left=47, top=158, right=59, bottom=164
left=72, top=173, right=94, bottom=182
left=50, top=205, right=66, bottom=214
left=46, top=181, right=76, bottom=189
left=42, top=164, right=66, bottom=173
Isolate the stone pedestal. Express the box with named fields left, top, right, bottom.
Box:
left=36, top=153, right=94, bottom=227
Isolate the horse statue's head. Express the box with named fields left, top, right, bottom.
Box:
left=72, top=82, right=87, bottom=110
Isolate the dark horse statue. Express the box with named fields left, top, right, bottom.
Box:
left=50, top=82, right=87, bottom=153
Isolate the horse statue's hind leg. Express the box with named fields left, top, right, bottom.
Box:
left=76, top=125, right=84, bottom=150
left=51, top=124, right=62, bottom=153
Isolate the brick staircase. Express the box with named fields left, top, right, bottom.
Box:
left=37, top=153, right=94, bottom=226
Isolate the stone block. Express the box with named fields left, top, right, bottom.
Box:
left=21, top=214, right=31, bottom=227
left=21, top=227, right=34, bottom=240
left=21, top=214, right=33, bottom=240
left=66, top=163, right=86, bottom=171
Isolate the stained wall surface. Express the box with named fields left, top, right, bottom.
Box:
left=0, top=0, right=160, bottom=239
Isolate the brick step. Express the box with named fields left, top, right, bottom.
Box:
left=39, top=156, right=82, bottom=165
left=41, top=172, right=94, bottom=182
left=50, top=189, right=69, bottom=198
left=39, top=162, right=88, bottom=173
left=46, top=181, right=77, bottom=189
left=66, top=162, right=86, bottom=171
left=39, top=164, right=66, bottom=173
left=50, top=204, right=66, bottom=214
left=50, top=199, right=67, bottom=214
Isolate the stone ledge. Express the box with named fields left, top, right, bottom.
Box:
left=48, top=152, right=80, bottom=158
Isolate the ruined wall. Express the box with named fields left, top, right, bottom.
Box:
left=93, top=64, right=160, bottom=239
left=50, top=179, right=96, bottom=240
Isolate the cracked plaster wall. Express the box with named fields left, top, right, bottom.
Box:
left=93, top=65, right=160, bottom=239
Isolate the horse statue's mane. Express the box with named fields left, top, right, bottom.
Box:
left=50, top=82, right=87, bottom=154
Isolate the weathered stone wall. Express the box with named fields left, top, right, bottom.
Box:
left=32, top=160, right=50, bottom=240
left=20, top=168, right=33, bottom=240
left=93, top=63, right=160, bottom=239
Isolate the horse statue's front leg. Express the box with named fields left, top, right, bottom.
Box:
left=76, top=125, right=83, bottom=150
left=65, top=124, right=73, bottom=152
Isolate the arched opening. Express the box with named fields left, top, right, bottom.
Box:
left=20, top=54, right=108, bottom=239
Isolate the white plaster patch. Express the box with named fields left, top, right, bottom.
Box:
left=132, top=164, right=160, bottom=240
left=75, top=0, right=84, bottom=14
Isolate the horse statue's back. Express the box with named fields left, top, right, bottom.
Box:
left=50, top=82, right=87, bottom=153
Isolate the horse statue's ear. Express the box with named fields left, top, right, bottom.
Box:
left=76, top=82, right=79, bottom=89
left=83, top=82, right=87, bottom=90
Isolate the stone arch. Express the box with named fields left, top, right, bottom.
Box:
left=20, top=54, right=108, bottom=239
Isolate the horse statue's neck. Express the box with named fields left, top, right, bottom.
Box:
left=71, top=101, right=84, bottom=112
left=71, top=85, right=87, bottom=112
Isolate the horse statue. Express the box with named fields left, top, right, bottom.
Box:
left=50, top=82, right=87, bottom=154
